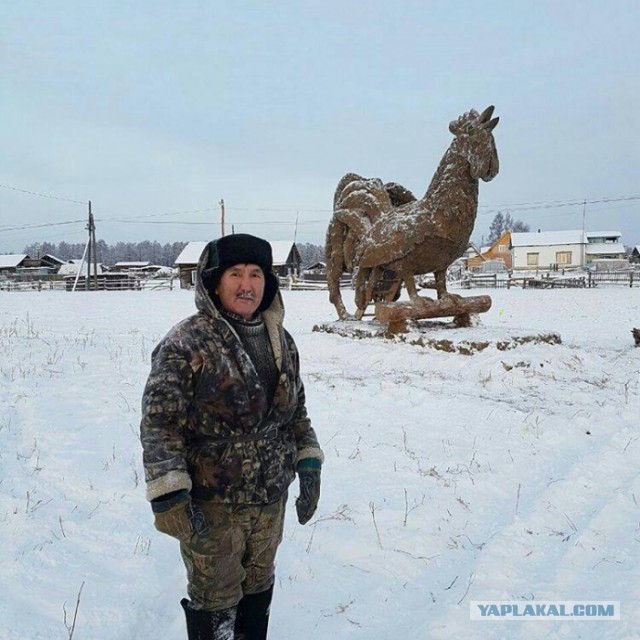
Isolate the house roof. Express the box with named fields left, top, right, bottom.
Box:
left=510, top=230, right=585, bottom=247
left=270, top=241, right=296, bottom=265
left=174, top=240, right=297, bottom=266
left=174, top=242, right=208, bottom=265
left=58, top=261, right=105, bottom=276
left=585, top=243, right=626, bottom=255
left=0, top=254, right=29, bottom=268
left=586, top=231, right=622, bottom=239
left=114, top=261, right=151, bottom=268
left=41, top=254, right=66, bottom=265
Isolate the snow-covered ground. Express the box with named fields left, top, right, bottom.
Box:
left=1, top=286, right=639, bottom=640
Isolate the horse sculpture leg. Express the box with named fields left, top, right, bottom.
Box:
left=326, top=219, right=350, bottom=320
left=353, top=266, right=372, bottom=320
left=355, top=266, right=382, bottom=320
left=402, top=269, right=421, bottom=301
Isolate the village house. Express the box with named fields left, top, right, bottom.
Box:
left=0, top=254, right=39, bottom=274
left=111, top=261, right=152, bottom=272
left=467, top=231, right=512, bottom=271
left=39, top=254, right=66, bottom=273
left=175, top=239, right=301, bottom=289
left=174, top=241, right=208, bottom=289
left=58, top=259, right=106, bottom=277
left=510, top=229, right=628, bottom=271
left=269, top=241, right=301, bottom=278
left=631, top=246, right=640, bottom=264
left=510, top=230, right=586, bottom=271
left=584, top=231, right=626, bottom=266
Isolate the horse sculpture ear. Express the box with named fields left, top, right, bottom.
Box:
left=481, top=116, right=499, bottom=132
left=479, top=105, right=495, bottom=122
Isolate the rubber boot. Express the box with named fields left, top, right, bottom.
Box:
left=233, top=586, right=273, bottom=640
left=181, top=598, right=236, bottom=640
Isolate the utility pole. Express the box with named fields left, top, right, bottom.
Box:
left=91, top=203, right=98, bottom=291
left=86, top=201, right=92, bottom=290
left=219, top=199, right=225, bottom=237
left=82, top=201, right=98, bottom=290
left=581, top=199, right=587, bottom=269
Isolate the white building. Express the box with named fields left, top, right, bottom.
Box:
left=510, top=230, right=587, bottom=270
left=584, top=231, right=626, bottom=264
left=510, top=230, right=628, bottom=271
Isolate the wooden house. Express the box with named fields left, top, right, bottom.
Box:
left=0, top=254, right=36, bottom=274
left=467, top=231, right=512, bottom=270
left=39, top=254, right=66, bottom=272
left=58, top=260, right=105, bottom=277
left=270, top=241, right=301, bottom=278
left=112, top=261, right=152, bottom=272
left=631, top=246, right=640, bottom=264
left=174, top=239, right=301, bottom=289
left=174, top=241, right=208, bottom=289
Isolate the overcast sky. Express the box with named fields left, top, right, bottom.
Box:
left=1, top=0, right=638, bottom=253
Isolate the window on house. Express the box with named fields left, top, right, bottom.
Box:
left=556, top=251, right=572, bottom=264
left=527, top=253, right=539, bottom=266
left=497, top=244, right=508, bottom=252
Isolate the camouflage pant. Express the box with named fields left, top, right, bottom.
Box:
left=180, top=494, right=286, bottom=611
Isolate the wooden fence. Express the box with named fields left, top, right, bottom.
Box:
left=0, top=276, right=176, bottom=292
left=458, top=270, right=639, bottom=290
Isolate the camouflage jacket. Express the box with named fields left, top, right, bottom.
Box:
left=140, top=247, right=323, bottom=505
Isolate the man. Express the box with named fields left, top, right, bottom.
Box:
left=140, top=234, right=323, bottom=640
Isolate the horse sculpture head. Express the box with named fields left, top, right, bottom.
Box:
left=449, top=105, right=499, bottom=183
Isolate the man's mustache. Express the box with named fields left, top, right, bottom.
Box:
left=236, top=291, right=256, bottom=300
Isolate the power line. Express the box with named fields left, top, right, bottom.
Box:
left=227, top=206, right=330, bottom=213
left=0, top=220, right=86, bottom=233
left=0, top=183, right=86, bottom=205
left=3, top=179, right=638, bottom=228
left=97, top=207, right=219, bottom=222
left=105, top=218, right=326, bottom=226
left=479, top=194, right=640, bottom=217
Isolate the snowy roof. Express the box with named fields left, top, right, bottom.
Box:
left=58, top=262, right=105, bottom=276
left=0, top=254, right=28, bottom=268
left=41, top=254, right=66, bottom=265
left=586, top=230, right=622, bottom=239
left=269, top=241, right=296, bottom=265
left=114, top=261, right=151, bottom=268
left=510, top=230, right=585, bottom=247
left=174, top=242, right=208, bottom=265
left=174, top=240, right=297, bottom=267
left=585, top=243, right=626, bottom=255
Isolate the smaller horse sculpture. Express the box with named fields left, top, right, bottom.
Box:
left=326, top=106, right=499, bottom=320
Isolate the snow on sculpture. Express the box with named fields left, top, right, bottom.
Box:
left=326, top=106, right=500, bottom=325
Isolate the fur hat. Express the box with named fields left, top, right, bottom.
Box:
left=202, top=234, right=279, bottom=312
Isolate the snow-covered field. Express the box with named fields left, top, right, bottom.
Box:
left=1, top=286, right=639, bottom=640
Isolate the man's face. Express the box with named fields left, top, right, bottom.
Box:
left=215, top=263, right=266, bottom=319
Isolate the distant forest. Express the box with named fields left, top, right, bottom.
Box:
left=23, top=240, right=326, bottom=268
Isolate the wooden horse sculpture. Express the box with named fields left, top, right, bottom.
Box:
left=326, top=106, right=499, bottom=320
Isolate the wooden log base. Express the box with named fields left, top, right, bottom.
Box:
left=375, top=294, right=492, bottom=333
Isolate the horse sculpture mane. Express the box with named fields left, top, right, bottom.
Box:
left=326, top=106, right=500, bottom=320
